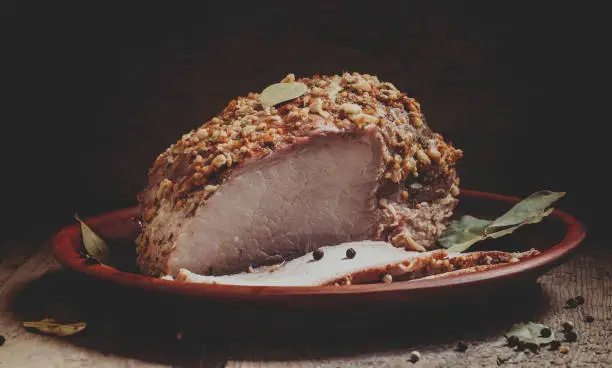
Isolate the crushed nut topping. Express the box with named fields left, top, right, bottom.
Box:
left=280, top=73, right=295, bottom=83
left=309, top=98, right=330, bottom=118
left=204, top=185, right=218, bottom=192
left=450, top=184, right=460, bottom=197
left=340, top=103, right=362, bottom=115
left=139, top=72, right=462, bottom=244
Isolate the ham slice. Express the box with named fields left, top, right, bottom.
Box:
left=173, top=241, right=539, bottom=287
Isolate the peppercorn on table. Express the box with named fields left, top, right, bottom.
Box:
left=0, top=236, right=611, bottom=367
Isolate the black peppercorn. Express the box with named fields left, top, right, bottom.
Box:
left=456, top=341, right=468, bottom=352
left=565, top=330, right=578, bottom=342
left=566, top=298, right=578, bottom=308
left=562, top=321, right=574, bottom=332
left=549, top=340, right=561, bottom=351
left=585, top=315, right=594, bottom=323
left=346, top=248, right=356, bottom=259
left=540, top=327, right=552, bottom=338
left=0, top=335, right=5, bottom=346
left=409, top=351, right=420, bottom=363
left=526, top=343, right=540, bottom=354
left=517, top=341, right=527, bottom=351
left=313, top=249, right=324, bottom=261
left=575, top=295, right=585, bottom=305
left=507, top=335, right=520, bottom=347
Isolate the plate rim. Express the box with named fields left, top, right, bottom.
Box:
left=51, top=189, right=587, bottom=299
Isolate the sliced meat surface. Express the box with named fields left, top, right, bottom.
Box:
left=165, top=133, right=384, bottom=276
left=173, top=242, right=539, bottom=286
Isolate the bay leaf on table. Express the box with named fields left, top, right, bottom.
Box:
left=505, top=322, right=555, bottom=345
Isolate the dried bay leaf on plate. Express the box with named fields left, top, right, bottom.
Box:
left=22, top=318, right=87, bottom=337
left=75, top=214, right=109, bottom=263
left=437, top=215, right=491, bottom=251
left=439, top=190, right=565, bottom=252
left=486, top=190, right=565, bottom=234
left=260, top=82, right=307, bottom=107
left=505, top=322, right=555, bottom=345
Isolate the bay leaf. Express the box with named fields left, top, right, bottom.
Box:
left=75, top=214, right=109, bottom=263
left=439, top=190, right=565, bottom=252
left=438, top=215, right=491, bottom=252
left=505, top=322, right=555, bottom=345
left=260, top=82, right=307, bottom=107
left=486, top=191, right=565, bottom=234
left=23, top=318, right=87, bottom=337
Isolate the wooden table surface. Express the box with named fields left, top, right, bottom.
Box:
left=1, top=236, right=610, bottom=368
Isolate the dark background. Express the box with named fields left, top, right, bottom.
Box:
left=2, top=2, right=607, bottom=244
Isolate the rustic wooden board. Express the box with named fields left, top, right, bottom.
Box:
left=1, top=238, right=610, bottom=367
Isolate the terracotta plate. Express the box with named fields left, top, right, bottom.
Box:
left=52, top=190, right=586, bottom=308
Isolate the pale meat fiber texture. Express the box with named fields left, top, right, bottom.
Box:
left=136, top=72, right=463, bottom=277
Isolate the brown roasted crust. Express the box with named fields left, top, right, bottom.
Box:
left=413, top=249, right=542, bottom=281
left=394, top=249, right=541, bottom=282
left=325, top=249, right=540, bottom=286
left=136, top=72, right=463, bottom=274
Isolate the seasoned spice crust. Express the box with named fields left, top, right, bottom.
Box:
left=137, top=72, right=462, bottom=275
